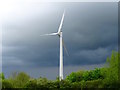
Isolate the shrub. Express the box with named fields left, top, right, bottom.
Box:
left=66, top=71, right=84, bottom=82
left=105, top=51, right=119, bottom=84
left=45, top=80, right=59, bottom=88
left=37, top=77, right=49, bottom=88
left=66, top=68, right=104, bottom=82
left=0, top=73, right=5, bottom=80
left=71, top=82, right=81, bottom=88
left=85, top=79, right=102, bottom=88
left=24, top=79, right=37, bottom=88
left=82, top=71, right=89, bottom=81
left=2, top=80, right=13, bottom=88
left=80, top=80, right=86, bottom=89
left=102, top=78, right=120, bottom=88
left=59, top=80, right=72, bottom=88
left=8, top=72, right=30, bottom=88
left=82, top=68, right=104, bottom=81
left=52, top=80, right=60, bottom=88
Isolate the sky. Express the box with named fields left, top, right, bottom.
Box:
left=2, top=2, right=118, bottom=79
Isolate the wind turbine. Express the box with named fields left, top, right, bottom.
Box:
left=40, top=10, right=68, bottom=81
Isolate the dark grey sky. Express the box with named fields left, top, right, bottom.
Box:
left=2, top=2, right=118, bottom=79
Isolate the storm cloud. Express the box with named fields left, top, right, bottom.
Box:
left=2, top=2, right=118, bottom=79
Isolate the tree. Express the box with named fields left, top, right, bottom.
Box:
left=8, top=72, right=30, bottom=88
left=0, top=73, right=5, bottom=80
left=103, top=51, right=119, bottom=88
left=66, top=71, right=84, bottom=82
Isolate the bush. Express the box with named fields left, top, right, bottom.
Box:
left=24, top=78, right=60, bottom=89
left=102, top=78, right=120, bottom=88
left=80, top=80, right=86, bottom=89
left=45, top=80, right=59, bottom=88
left=105, top=51, right=119, bottom=85
left=24, top=79, right=37, bottom=88
left=82, top=68, right=104, bottom=81
left=37, top=77, right=49, bottom=88
left=2, top=80, right=13, bottom=88
left=59, top=80, right=72, bottom=88
left=85, top=79, right=102, bottom=88
left=66, top=68, right=104, bottom=82
left=8, top=72, right=30, bottom=88
left=0, top=73, right=5, bottom=80
left=71, top=82, right=81, bottom=88
left=66, top=71, right=84, bottom=82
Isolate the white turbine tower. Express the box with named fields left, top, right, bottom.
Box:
left=41, top=11, right=68, bottom=81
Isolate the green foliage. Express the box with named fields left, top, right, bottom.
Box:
left=0, top=73, right=5, bottom=80
left=24, top=78, right=60, bottom=88
left=99, top=67, right=108, bottom=79
left=37, top=77, right=49, bottom=88
left=105, top=51, right=119, bottom=84
left=66, top=68, right=104, bottom=82
left=8, top=72, right=30, bottom=88
left=85, top=79, right=103, bottom=88
left=65, top=51, right=119, bottom=88
left=45, top=80, right=59, bottom=88
left=80, top=80, right=86, bottom=89
left=1, top=51, right=120, bottom=89
left=2, top=79, right=13, bottom=88
left=83, top=68, right=104, bottom=81
left=66, top=70, right=84, bottom=82
left=59, top=80, right=71, bottom=88
left=98, top=51, right=119, bottom=88
left=24, top=79, right=37, bottom=88
left=71, top=82, right=81, bottom=88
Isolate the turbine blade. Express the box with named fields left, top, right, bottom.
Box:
left=62, top=39, right=69, bottom=56
left=40, top=33, right=58, bottom=36
left=58, top=10, right=65, bottom=33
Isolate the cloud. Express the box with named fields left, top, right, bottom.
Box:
left=2, top=2, right=118, bottom=79
left=3, top=63, right=105, bottom=79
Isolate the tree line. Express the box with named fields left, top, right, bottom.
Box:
left=0, top=51, right=120, bottom=89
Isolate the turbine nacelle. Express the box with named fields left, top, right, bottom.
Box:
left=40, top=10, right=65, bottom=37
left=40, top=32, right=61, bottom=37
